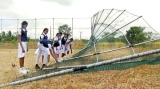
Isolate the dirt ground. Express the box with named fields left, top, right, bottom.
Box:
left=0, top=49, right=160, bottom=89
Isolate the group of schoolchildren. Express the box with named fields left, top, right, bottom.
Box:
left=18, top=21, right=73, bottom=74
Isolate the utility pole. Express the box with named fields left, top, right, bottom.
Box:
left=79, top=31, right=83, bottom=40
left=50, top=26, right=51, bottom=40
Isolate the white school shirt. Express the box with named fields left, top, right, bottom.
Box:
left=18, top=28, right=26, bottom=35
left=66, top=39, right=72, bottom=47
left=40, top=33, right=47, bottom=40
left=48, top=44, right=52, bottom=49
left=54, top=36, right=62, bottom=46
left=54, top=36, right=58, bottom=41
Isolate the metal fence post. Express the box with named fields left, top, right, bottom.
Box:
left=17, top=19, right=19, bottom=32
left=72, top=18, right=73, bottom=38
left=35, top=18, right=36, bottom=40
left=50, top=26, right=51, bottom=40
left=53, top=18, right=54, bottom=38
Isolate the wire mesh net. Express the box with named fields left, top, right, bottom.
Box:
left=73, top=9, right=160, bottom=57
left=12, top=52, right=160, bottom=82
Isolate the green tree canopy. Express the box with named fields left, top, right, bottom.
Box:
left=58, top=24, right=72, bottom=36
left=0, top=31, right=30, bottom=42
left=126, top=26, right=152, bottom=44
left=0, top=31, right=17, bottom=42
left=101, top=32, right=126, bottom=43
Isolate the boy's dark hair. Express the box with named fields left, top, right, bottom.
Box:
left=43, top=28, right=48, bottom=32
left=53, top=41, right=59, bottom=47
left=64, top=33, right=69, bottom=36
left=56, top=33, right=60, bottom=36
left=59, top=32, right=62, bottom=35
left=22, top=21, right=28, bottom=26
left=70, top=38, right=73, bottom=41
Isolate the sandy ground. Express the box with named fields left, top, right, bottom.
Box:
left=0, top=49, right=160, bottom=89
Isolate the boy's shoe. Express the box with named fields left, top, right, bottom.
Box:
left=35, top=64, right=40, bottom=70
left=19, top=67, right=29, bottom=74
left=57, top=58, right=63, bottom=63
left=23, top=67, right=29, bottom=73
left=41, top=64, right=47, bottom=69
left=19, top=68, right=26, bottom=74
left=66, top=55, right=70, bottom=60
left=60, top=58, right=64, bottom=61
left=58, top=59, right=63, bottom=63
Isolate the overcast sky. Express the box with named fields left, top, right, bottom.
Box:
left=0, top=0, right=160, bottom=39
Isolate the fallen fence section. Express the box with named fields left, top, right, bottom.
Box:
left=1, top=49, right=160, bottom=87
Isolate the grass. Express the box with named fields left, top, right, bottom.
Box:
left=0, top=49, right=160, bottom=89
left=0, top=40, right=87, bottom=49
left=0, top=41, right=160, bottom=88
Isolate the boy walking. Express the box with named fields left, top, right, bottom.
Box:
left=18, top=21, right=29, bottom=74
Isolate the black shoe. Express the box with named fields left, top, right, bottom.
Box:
left=41, top=64, right=47, bottom=69
left=35, top=64, right=40, bottom=70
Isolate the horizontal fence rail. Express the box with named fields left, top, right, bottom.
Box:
left=0, top=18, right=91, bottom=40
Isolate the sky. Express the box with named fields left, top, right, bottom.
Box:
left=0, top=0, right=160, bottom=39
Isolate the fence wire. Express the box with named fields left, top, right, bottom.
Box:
left=0, top=18, right=91, bottom=40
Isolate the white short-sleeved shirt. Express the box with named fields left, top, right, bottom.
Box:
left=18, top=28, right=26, bottom=35
left=54, top=36, right=62, bottom=45
left=54, top=36, right=58, bottom=41
left=48, top=44, right=52, bottom=49
left=66, top=39, right=72, bottom=46
left=40, top=33, right=47, bottom=40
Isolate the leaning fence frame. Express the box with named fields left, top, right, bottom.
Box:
left=70, top=38, right=160, bottom=61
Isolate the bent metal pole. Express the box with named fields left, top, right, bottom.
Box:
left=1, top=48, right=160, bottom=87
left=67, top=38, right=160, bottom=60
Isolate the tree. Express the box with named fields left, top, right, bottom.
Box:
left=0, top=31, right=18, bottom=42
left=101, top=32, right=119, bottom=42
left=1, top=31, right=5, bottom=37
left=0, top=31, right=6, bottom=41
left=58, top=24, right=72, bottom=36
left=5, top=31, right=12, bottom=41
left=126, top=26, right=151, bottom=44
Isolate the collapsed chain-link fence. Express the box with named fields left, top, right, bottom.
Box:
left=1, top=9, right=160, bottom=87
left=7, top=49, right=160, bottom=86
